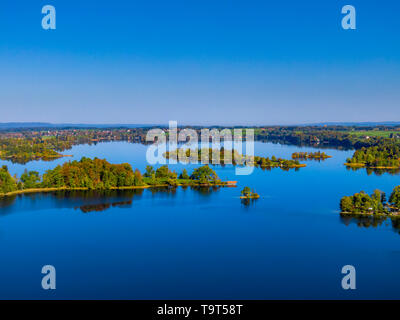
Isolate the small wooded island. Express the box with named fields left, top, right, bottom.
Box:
left=164, top=148, right=306, bottom=170
left=0, top=158, right=236, bottom=197
left=340, top=186, right=400, bottom=217
left=292, top=151, right=331, bottom=160
left=240, top=186, right=260, bottom=199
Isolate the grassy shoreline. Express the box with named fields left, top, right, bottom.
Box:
left=344, top=163, right=399, bottom=169
left=240, top=194, right=260, bottom=199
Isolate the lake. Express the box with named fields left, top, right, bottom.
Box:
left=0, top=141, right=399, bottom=299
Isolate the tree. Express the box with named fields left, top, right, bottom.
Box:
left=241, top=186, right=251, bottom=197
left=190, top=165, right=218, bottom=183
left=340, top=196, right=353, bottom=213
left=155, top=165, right=174, bottom=179
left=381, top=191, right=387, bottom=204
left=179, top=169, right=189, bottom=180
left=133, top=169, right=143, bottom=186
left=20, top=169, right=40, bottom=189
left=371, top=189, right=385, bottom=214
left=144, top=165, right=155, bottom=178
left=41, top=158, right=136, bottom=190
left=390, top=186, right=400, bottom=209
left=0, top=165, right=17, bottom=194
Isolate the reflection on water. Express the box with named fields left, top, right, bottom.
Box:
left=340, top=213, right=400, bottom=235
left=0, top=186, right=221, bottom=214
left=0, top=195, right=17, bottom=210
left=241, top=198, right=258, bottom=206
left=78, top=201, right=133, bottom=213
left=346, top=166, right=400, bottom=176
left=0, top=189, right=144, bottom=214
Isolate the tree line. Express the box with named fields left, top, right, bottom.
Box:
left=1, top=125, right=399, bottom=164
left=340, top=186, right=400, bottom=215
left=0, top=157, right=223, bottom=195
left=164, top=148, right=306, bottom=169
left=291, top=151, right=331, bottom=160
left=345, top=143, right=400, bottom=169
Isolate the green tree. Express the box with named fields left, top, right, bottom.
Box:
left=340, top=196, right=353, bottom=212
left=144, top=165, right=155, bottom=177
left=0, top=165, right=17, bottom=194
left=390, top=186, right=400, bottom=209
left=190, top=165, right=218, bottom=183
left=371, top=189, right=385, bottom=214
left=241, top=186, right=251, bottom=197
left=155, top=165, right=172, bottom=179
left=20, top=169, right=40, bottom=189
left=133, top=169, right=144, bottom=186
left=179, top=169, right=189, bottom=180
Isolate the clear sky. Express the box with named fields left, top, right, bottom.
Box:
left=0, top=0, right=399, bottom=125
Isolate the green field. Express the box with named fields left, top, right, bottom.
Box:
left=349, top=130, right=399, bottom=138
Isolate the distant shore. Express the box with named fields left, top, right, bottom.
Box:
left=0, top=153, right=73, bottom=162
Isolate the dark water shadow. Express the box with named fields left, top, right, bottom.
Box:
left=241, top=197, right=258, bottom=207
left=340, top=214, right=400, bottom=235
left=0, top=186, right=221, bottom=215
left=346, top=166, right=400, bottom=176
left=78, top=200, right=133, bottom=213
left=0, top=195, right=17, bottom=215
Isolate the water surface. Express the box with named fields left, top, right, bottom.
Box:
left=1, top=142, right=399, bottom=299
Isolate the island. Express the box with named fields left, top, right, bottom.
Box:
left=340, top=186, right=400, bottom=217
left=240, top=186, right=260, bottom=199
left=163, top=147, right=242, bottom=165
left=291, top=151, right=331, bottom=160
left=0, top=158, right=236, bottom=197
left=164, top=148, right=306, bottom=170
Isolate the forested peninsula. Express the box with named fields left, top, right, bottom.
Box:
left=345, top=144, right=400, bottom=169
left=340, top=186, right=400, bottom=217
left=0, top=158, right=235, bottom=197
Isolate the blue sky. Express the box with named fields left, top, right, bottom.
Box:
left=0, top=0, right=399, bottom=125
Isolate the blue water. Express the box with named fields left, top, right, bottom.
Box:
left=1, top=142, right=400, bottom=299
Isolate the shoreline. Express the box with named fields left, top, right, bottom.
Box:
left=0, top=182, right=237, bottom=198
left=344, top=163, right=400, bottom=169
left=0, top=153, right=73, bottom=162
left=292, top=156, right=332, bottom=160
left=341, top=211, right=400, bottom=218
left=240, top=195, right=260, bottom=199
left=257, top=164, right=306, bottom=169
